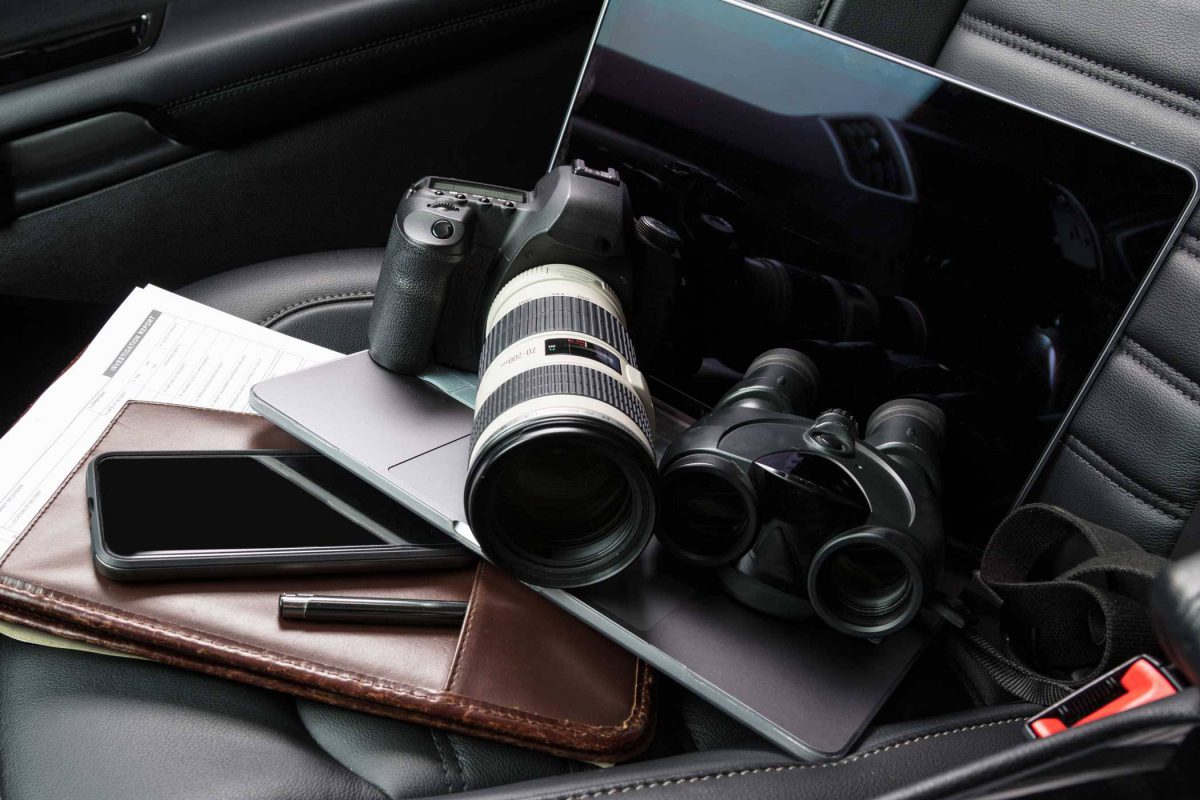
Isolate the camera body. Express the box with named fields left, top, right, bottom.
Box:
left=657, top=350, right=945, bottom=637
left=369, top=161, right=637, bottom=374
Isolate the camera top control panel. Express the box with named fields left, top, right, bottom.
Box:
left=398, top=161, right=623, bottom=254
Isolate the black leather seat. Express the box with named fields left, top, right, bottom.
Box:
left=0, top=628, right=1040, bottom=799
left=7, top=1, right=1200, bottom=797
left=182, top=248, right=384, bottom=356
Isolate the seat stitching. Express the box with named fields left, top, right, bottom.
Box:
left=955, top=18, right=1200, bottom=122
left=1065, top=434, right=1191, bottom=516
left=1123, top=338, right=1200, bottom=405
left=430, top=729, right=457, bottom=794
left=448, top=735, right=469, bottom=792
left=555, top=717, right=1026, bottom=800
left=1120, top=339, right=1200, bottom=411
left=1061, top=443, right=1184, bottom=523
left=959, top=13, right=1200, bottom=111
left=260, top=291, right=375, bottom=327
left=160, top=0, right=559, bottom=113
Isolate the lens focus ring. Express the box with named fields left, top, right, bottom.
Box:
left=479, top=295, right=638, bottom=372
left=472, top=363, right=653, bottom=448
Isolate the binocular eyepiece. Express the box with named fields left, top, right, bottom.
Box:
left=658, top=348, right=945, bottom=638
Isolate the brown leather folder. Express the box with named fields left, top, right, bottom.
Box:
left=0, top=401, right=652, bottom=761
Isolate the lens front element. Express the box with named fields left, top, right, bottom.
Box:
left=466, top=264, right=657, bottom=587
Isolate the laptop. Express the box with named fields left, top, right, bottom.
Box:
left=252, top=0, right=1197, bottom=760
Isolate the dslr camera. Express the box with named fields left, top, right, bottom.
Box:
left=369, top=162, right=678, bottom=588
left=657, top=349, right=946, bottom=637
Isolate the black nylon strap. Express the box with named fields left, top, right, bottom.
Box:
left=964, top=503, right=1168, bottom=704
left=961, top=628, right=1075, bottom=706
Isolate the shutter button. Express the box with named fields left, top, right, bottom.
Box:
left=430, top=220, right=455, bottom=240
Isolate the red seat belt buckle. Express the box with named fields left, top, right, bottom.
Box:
left=1026, top=656, right=1181, bottom=739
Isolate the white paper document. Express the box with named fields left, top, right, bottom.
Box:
left=0, top=285, right=339, bottom=553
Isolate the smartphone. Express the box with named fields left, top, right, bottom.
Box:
left=87, top=451, right=474, bottom=581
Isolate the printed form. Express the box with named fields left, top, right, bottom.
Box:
left=0, top=285, right=339, bottom=553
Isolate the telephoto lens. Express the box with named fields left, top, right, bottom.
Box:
left=465, top=264, right=658, bottom=588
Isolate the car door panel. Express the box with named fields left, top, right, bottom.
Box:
left=1, top=0, right=593, bottom=142
left=0, top=27, right=591, bottom=303
left=0, top=0, right=598, bottom=297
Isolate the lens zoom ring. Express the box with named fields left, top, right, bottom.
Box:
left=472, top=364, right=652, bottom=447
left=480, top=296, right=637, bottom=372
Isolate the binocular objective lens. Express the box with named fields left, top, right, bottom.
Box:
left=824, top=544, right=912, bottom=620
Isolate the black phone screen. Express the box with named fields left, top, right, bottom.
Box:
left=92, top=452, right=452, bottom=556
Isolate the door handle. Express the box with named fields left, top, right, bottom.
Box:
left=0, top=11, right=162, bottom=91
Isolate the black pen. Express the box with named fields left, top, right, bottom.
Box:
left=278, top=594, right=468, bottom=626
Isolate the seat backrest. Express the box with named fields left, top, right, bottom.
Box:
left=938, top=0, right=1200, bottom=557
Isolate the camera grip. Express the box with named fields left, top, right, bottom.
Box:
left=368, top=218, right=465, bottom=374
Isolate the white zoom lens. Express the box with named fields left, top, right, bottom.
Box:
left=465, top=264, right=657, bottom=588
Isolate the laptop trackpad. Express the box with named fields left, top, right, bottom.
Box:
left=388, top=437, right=471, bottom=526
left=251, top=351, right=474, bottom=470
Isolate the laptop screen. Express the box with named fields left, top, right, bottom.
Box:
left=554, top=0, right=1196, bottom=538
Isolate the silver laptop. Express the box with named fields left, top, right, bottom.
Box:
left=252, top=0, right=1197, bottom=760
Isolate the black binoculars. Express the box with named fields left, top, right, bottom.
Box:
left=657, top=348, right=946, bottom=638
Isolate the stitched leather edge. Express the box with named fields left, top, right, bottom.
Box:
left=1122, top=339, right=1200, bottom=410
left=1065, top=434, right=1190, bottom=517
left=260, top=291, right=375, bottom=328
left=959, top=13, right=1200, bottom=112
left=160, top=0, right=562, bottom=114
left=955, top=16, right=1200, bottom=122
left=445, top=562, right=486, bottom=693
left=1060, top=444, right=1183, bottom=524
left=443, top=566, right=652, bottom=739
left=555, top=717, right=1027, bottom=800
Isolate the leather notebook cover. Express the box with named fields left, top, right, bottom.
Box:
left=0, top=402, right=652, bottom=762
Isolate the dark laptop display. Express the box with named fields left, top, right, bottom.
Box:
left=554, top=0, right=1195, bottom=538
